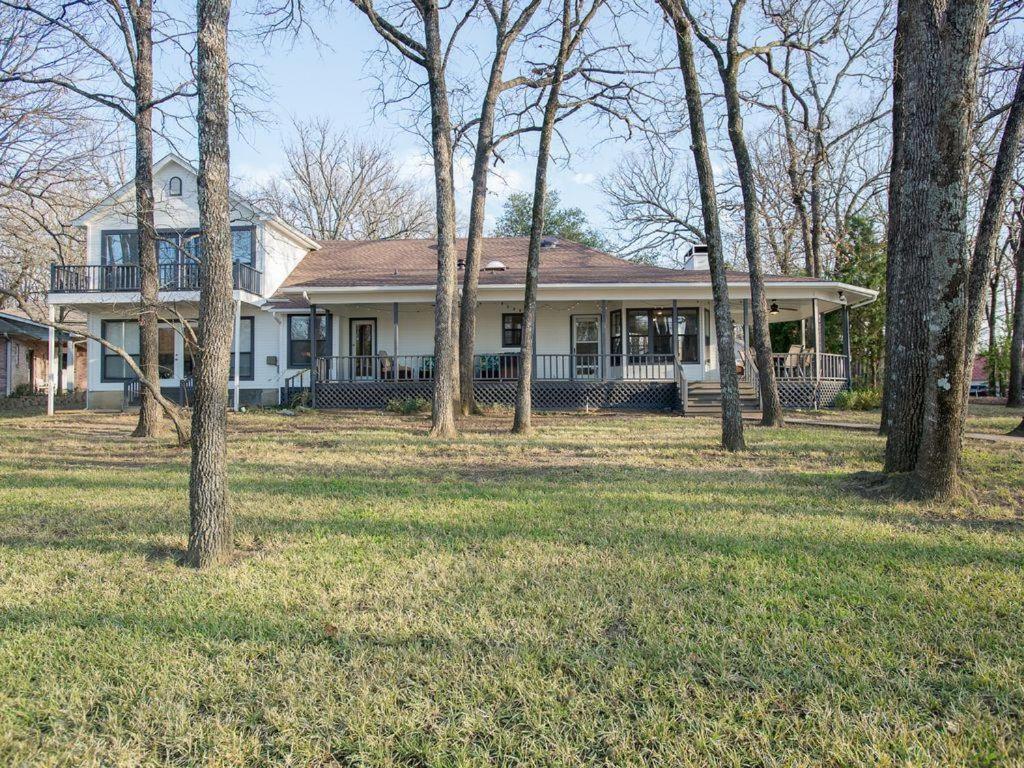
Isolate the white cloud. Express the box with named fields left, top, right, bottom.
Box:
left=571, top=172, right=596, bottom=185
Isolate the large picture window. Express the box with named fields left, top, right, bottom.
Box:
left=231, top=228, right=255, bottom=266
left=230, top=317, right=255, bottom=380
left=610, top=310, right=622, bottom=366
left=101, top=232, right=138, bottom=265
left=101, top=320, right=140, bottom=381
left=288, top=314, right=331, bottom=369
left=157, top=325, right=175, bottom=378
left=624, top=308, right=699, bottom=364
left=502, top=313, right=523, bottom=347
left=182, top=317, right=254, bottom=380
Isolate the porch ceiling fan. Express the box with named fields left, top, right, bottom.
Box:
left=769, top=302, right=799, bottom=315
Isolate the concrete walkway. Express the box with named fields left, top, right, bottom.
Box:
left=785, top=417, right=1024, bottom=445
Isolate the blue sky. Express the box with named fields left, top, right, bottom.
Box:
left=219, top=4, right=653, bottom=236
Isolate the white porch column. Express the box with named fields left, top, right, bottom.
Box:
left=232, top=297, right=241, bottom=411
left=811, top=297, right=821, bottom=381
left=392, top=302, right=399, bottom=381
left=46, top=304, right=55, bottom=415
left=599, top=300, right=608, bottom=381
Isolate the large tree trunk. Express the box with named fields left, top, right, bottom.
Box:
left=186, top=0, right=234, bottom=568
left=879, top=1, right=928, bottom=462
left=889, top=0, right=988, bottom=499
left=1008, top=222, right=1024, bottom=407
left=965, top=64, right=1024, bottom=374
left=662, top=0, right=744, bottom=450
left=513, top=0, right=572, bottom=435
left=423, top=4, right=459, bottom=439
left=458, top=47, right=508, bottom=417
left=131, top=0, right=161, bottom=438
left=720, top=63, right=784, bottom=427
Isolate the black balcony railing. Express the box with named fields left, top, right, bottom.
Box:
left=50, top=262, right=263, bottom=295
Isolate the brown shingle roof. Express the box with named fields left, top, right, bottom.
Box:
left=277, top=237, right=822, bottom=291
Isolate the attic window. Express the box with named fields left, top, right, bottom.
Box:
left=168, top=176, right=182, bottom=197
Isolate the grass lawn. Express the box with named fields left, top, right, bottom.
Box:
left=1, top=410, right=1023, bottom=766
left=788, top=401, right=1024, bottom=435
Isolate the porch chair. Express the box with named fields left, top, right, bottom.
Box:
left=782, top=344, right=805, bottom=377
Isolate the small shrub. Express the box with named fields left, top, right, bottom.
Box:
left=10, top=384, right=33, bottom=398
left=833, top=387, right=882, bottom=411
left=386, top=396, right=431, bottom=415
left=289, top=391, right=311, bottom=409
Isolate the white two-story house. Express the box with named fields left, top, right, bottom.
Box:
left=47, top=154, right=877, bottom=413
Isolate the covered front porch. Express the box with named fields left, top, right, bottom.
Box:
left=279, top=288, right=857, bottom=411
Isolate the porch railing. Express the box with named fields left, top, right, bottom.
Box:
left=770, top=351, right=848, bottom=381
left=50, top=262, right=262, bottom=295
left=307, top=353, right=680, bottom=384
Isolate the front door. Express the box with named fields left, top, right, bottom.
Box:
left=572, top=315, right=601, bottom=380
left=350, top=319, right=376, bottom=380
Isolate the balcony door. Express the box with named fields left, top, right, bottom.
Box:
left=572, top=315, right=601, bottom=380
left=350, top=319, right=376, bottom=380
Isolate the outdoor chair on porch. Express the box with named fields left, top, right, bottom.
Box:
left=781, top=345, right=813, bottom=378
left=377, top=351, right=415, bottom=381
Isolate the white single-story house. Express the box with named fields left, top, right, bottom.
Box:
left=46, top=154, right=878, bottom=413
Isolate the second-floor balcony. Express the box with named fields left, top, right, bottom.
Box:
left=50, top=262, right=263, bottom=296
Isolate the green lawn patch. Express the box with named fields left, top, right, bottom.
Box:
left=0, top=410, right=1022, bottom=765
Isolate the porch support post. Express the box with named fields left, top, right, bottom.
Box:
left=392, top=302, right=399, bottom=381
left=46, top=304, right=55, bottom=416
left=697, top=304, right=705, bottom=369
left=811, top=297, right=821, bottom=408
left=599, top=300, right=607, bottom=381
left=671, top=299, right=679, bottom=362
left=742, top=299, right=749, bottom=349
left=309, top=302, right=317, bottom=408
left=842, top=303, right=852, bottom=389
left=232, top=297, right=241, bottom=412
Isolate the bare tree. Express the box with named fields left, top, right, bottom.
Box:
left=1, top=0, right=193, bottom=438
left=456, top=0, right=542, bottom=416
left=965, top=63, right=1024, bottom=375
left=1007, top=204, right=1023, bottom=407
left=657, top=0, right=745, bottom=450
left=349, top=0, right=478, bottom=439
left=670, top=0, right=786, bottom=427
left=512, top=0, right=605, bottom=434
left=601, top=146, right=705, bottom=264
left=186, top=0, right=234, bottom=567
left=251, top=117, right=434, bottom=240
left=882, top=0, right=989, bottom=499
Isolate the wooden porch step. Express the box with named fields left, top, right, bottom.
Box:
left=681, top=381, right=761, bottom=416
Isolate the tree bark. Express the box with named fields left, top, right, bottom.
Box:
left=423, top=0, right=459, bottom=439
left=964, top=63, right=1024, bottom=374
left=459, top=19, right=513, bottom=416
left=130, top=0, right=161, bottom=438
left=1008, top=220, right=1024, bottom=407
left=887, top=0, right=989, bottom=499
left=879, top=7, right=905, bottom=438
left=513, top=0, right=573, bottom=435
left=720, top=61, right=784, bottom=427
left=187, top=0, right=234, bottom=567
left=660, top=0, right=744, bottom=450
left=780, top=74, right=814, bottom=277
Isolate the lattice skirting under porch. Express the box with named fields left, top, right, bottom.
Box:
left=778, top=379, right=848, bottom=409
left=283, top=380, right=679, bottom=411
